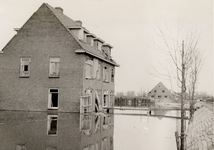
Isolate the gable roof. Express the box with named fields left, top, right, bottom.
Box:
left=149, top=82, right=170, bottom=92
left=44, top=3, right=119, bottom=67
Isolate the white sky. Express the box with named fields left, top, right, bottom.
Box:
left=0, top=0, right=213, bottom=95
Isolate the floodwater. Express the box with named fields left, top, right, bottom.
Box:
left=0, top=109, right=184, bottom=150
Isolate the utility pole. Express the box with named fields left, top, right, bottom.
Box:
left=180, top=40, right=185, bottom=150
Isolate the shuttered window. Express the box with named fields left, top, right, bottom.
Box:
left=49, top=58, right=60, bottom=78
left=20, top=58, right=31, bottom=77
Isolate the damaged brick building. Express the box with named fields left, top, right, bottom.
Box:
left=0, top=3, right=119, bottom=113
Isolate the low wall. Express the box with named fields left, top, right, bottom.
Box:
left=186, top=106, right=214, bottom=150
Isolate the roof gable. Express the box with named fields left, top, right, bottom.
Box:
left=44, top=3, right=119, bottom=66
left=150, top=82, right=169, bottom=92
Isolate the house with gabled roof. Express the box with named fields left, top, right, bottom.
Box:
left=0, top=3, right=119, bottom=113
left=148, top=82, right=172, bottom=100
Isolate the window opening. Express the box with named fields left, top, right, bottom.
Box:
left=111, top=68, right=114, bottom=82
left=20, top=58, right=31, bottom=77
left=47, top=115, right=58, bottom=136
left=48, top=88, right=59, bottom=109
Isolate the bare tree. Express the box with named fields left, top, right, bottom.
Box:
left=150, top=22, right=202, bottom=150
left=188, top=49, right=203, bottom=119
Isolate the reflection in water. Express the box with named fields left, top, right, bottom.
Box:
left=0, top=111, right=114, bottom=150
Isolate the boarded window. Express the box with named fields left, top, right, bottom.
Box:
left=47, top=115, right=58, bottom=136
left=48, top=88, right=59, bottom=109
left=20, top=58, right=31, bottom=77
left=49, top=58, right=60, bottom=77
left=85, top=59, right=93, bottom=79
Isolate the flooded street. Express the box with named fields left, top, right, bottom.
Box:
left=114, top=109, right=181, bottom=150
left=0, top=109, right=183, bottom=150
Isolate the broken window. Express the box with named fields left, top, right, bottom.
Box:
left=111, top=68, right=114, bottom=82
left=49, top=58, right=60, bottom=77
left=20, top=58, right=31, bottom=77
left=85, top=59, right=93, bottom=79
left=47, top=115, right=58, bottom=136
left=103, top=90, right=109, bottom=107
left=80, top=115, right=92, bottom=135
left=48, top=88, right=59, bottom=109
left=103, top=66, right=109, bottom=82
left=95, top=91, right=102, bottom=112
left=16, top=144, right=26, bottom=150
left=94, top=115, right=101, bottom=133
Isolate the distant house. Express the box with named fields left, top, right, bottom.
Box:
left=0, top=3, right=119, bottom=113
left=148, top=82, right=172, bottom=99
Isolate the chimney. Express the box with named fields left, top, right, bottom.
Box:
left=76, top=20, right=82, bottom=27
left=55, top=7, right=63, bottom=13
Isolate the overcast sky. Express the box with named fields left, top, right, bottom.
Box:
left=0, top=0, right=213, bottom=95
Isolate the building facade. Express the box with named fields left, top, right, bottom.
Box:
left=147, top=82, right=172, bottom=99
left=0, top=3, right=119, bottom=112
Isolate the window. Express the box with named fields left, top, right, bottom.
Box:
left=48, top=88, right=59, bottom=109
left=162, top=90, right=165, bottom=93
left=154, top=90, right=157, bottom=93
left=47, top=115, right=58, bottom=136
left=80, top=115, right=92, bottom=135
left=94, top=115, right=100, bottom=133
left=80, top=95, right=92, bottom=113
left=95, top=91, right=102, bottom=112
left=103, top=66, right=109, bottom=82
left=111, top=68, right=114, bottom=82
left=16, top=144, right=26, bottom=150
left=101, top=138, right=107, bottom=150
left=103, top=90, right=109, bottom=107
left=102, top=116, right=108, bottom=130
left=165, top=96, right=168, bottom=98
left=158, top=95, right=161, bottom=98
left=97, top=62, right=101, bottom=80
left=151, top=95, right=154, bottom=97
left=49, top=58, right=60, bottom=77
left=20, top=58, right=31, bottom=77
left=85, top=59, right=93, bottom=79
